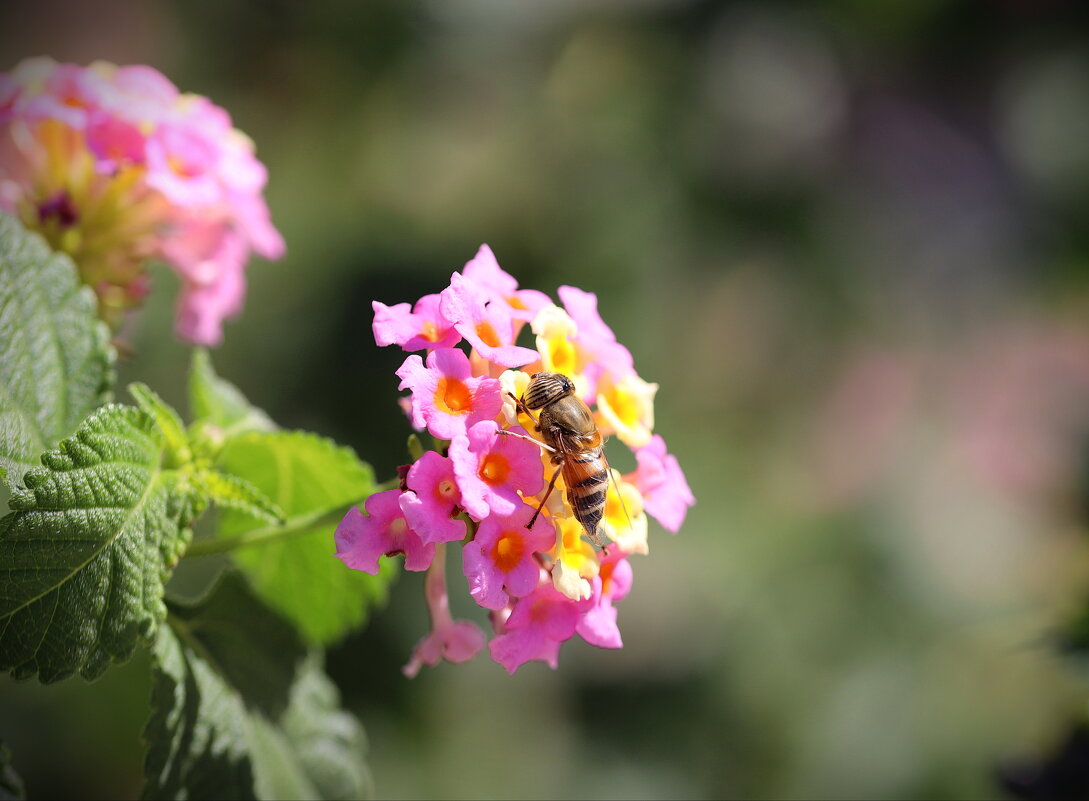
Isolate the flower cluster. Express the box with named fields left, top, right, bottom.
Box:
left=335, top=245, right=694, bottom=675
left=0, top=57, right=284, bottom=345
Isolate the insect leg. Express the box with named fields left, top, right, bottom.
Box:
left=495, top=428, right=557, bottom=453
left=527, top=463, right=564, bottom=529
left=507, top=391, right=541, bottom=429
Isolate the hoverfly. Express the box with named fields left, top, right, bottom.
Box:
left=509, top=371, right=626, bottom=548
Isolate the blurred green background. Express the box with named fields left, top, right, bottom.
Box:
left=5, top=0, right=1089, bottom=798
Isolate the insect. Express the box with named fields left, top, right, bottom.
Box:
left=509, top=371, right=620, bottom=548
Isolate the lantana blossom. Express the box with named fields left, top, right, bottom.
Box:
left=449, top=420, right=544, bottom=520
left=439, top=271, right=538, bottom=368
left=0, top=56, right=283, bottom=345
left=396, top=348, right=503, bottom=441
left=373, top=294, right=461, bottom=351
left=627, top=434, right=696, bottom=533
left=462, top=243, right=552, bottom=323
left=334, top=244, right=694, bottom=675
left=399, top=451, right=467, bottom=546
left=462, top=501, right=555, bottom=610
left=576, top=551, right=633, bottom=649
left=488, top=571, right=593, bottom=675
left=335, top=489, right=434, bottom=574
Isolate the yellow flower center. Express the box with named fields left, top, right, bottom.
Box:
left=607, top=386, right=641, bottom=426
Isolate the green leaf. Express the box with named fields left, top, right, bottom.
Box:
left=189, top=469, right=284, bottom=526
left=215, top=432, right=390, bottom=646
left=144, top=571, right=371, bottom=800
left=188, top=349, right=275, bottom=444
left=0, top=404, right=196, bottom=683
left=130, top=384, right=190, bottom=468
left=0, top=212, right=114, bottom=487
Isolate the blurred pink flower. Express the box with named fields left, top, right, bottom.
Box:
left=627, top=435, right=695, bottom=532
left=403, top=544, right=485, bottom=678
left=0, top=56, right=283, bottom=345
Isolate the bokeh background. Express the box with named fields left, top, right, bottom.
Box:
left=4, top=0, right=1089, bottom=798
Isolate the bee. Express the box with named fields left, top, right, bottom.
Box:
left=510, top=371, right=619, bottom=547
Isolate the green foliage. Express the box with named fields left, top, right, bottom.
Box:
left=0, top=404, right=198, bottom=683
left=188, top=469, right=284, bottom=526
left=217, top=430, right=391, bottom=646
left=0, top=212, right=113, bottom=488
left=189, top=352, right=390, bottom=646
left=0, top=217, right=381, bottom=796
left=130, top=383, right=191, bottom=468
left=144, top=571, right=371, bottom=800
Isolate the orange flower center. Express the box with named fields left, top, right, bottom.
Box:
left=420, top=320, right=441, bottom=342
left=479, top=453, right=509, bottom=485
left=435, top=376, right=472, bottom=414
left=599, top=560, right=615, bottom=595
left=475, top=321, right=502, bottom=348
left=168, top=154, right=197, bottom=178
left=491, top=530, right=524, bottom=571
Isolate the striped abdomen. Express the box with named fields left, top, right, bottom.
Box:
left=560, top=436, right=609, bottom=541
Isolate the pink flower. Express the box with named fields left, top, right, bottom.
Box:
left=145, top=115, right=223, bottom=207
left=85, top=112, right=146, bottom=169
left=488, top=572, right=591, bottom=674
left=373, top=293, right=461, bottom=351
left=462, top=501, right=555, bottom=610
left=439, top=271, right=538, bottom=368
left=557, top=284, right=634, bottom=385
left=576, top=552, right=633, bottom=649
left=0, top=57, right=283, bottom=346
left=399, top=451, right=467, bottom=545
left=228, top=189, right=285, bottom=261
left=335, top=489, right=435, bottom=574
left=395, top=348, right=503, bottom=440
left=627, top=435, right=695, bottom=533
left=161, top=217, right=248, bottom=346
left=403, top=544, right=485, bottom=677
left=18, top=62, right=96, bottom=128
left=462, top=244, right=552, bottom=323
left=449, top=420, right=544, bottom=520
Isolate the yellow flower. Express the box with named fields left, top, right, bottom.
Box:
left=549, top=516, right=599, bottom=601
left=601, top=470, right=649, bottom=555
left=531, top=305, right=591, bottom=398
left=595, top=372, right=658, bottom=448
